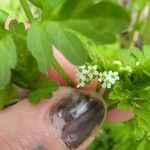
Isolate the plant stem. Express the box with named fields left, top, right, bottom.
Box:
left=127, top=9, right=142, bottom=49
left=0, top=28, right=26, bottom=40
left=19, top=0, right=34, bottom=23
left=143, top=4, right=150, bottom=44
left=52, top=58, right=74, bottom=86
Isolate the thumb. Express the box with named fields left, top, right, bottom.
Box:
left=0, top=87, right=106, bottom=150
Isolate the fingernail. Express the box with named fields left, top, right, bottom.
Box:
left=51, top=90, right=106, bottom=149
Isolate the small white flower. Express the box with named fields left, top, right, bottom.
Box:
left=88, top=73, right=93, bottom=79
left=79, top=65, right=85, bottom=70
left=108, top=70, right=113, bottom=75
left=103, top=71, right=108, bottom=77
left=113, top=60, right=122, bottom=66
left=82, top=69, right=87, bottom=74
left=113, top=71, right=119, bottom=76
left=80, top=76, right=86, bottom=82
left=93, top=70, right=99, bottom=76
left=92, top=65, right=97, bottom=70
left=102, top=82, right=107, bottom=88
left=109, top=78, right=116, bottom=84
left=88, top=65, right=92, bottom=70
left=107, top=83, right=111, bottom=89
left=124, top=65, right=133, bottom=73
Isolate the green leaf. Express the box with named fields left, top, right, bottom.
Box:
left=143, top=59, right=150, bottom=76
left=118, top=100, right=131, bottom=110
left=0, top=35, right=17, bottom=88
left=41, top=1, right=130, bottom=44
left=28, top=77, right=59, bottom=104
left=56, top=0, right=93, bottom=20
left=9, top=20, right=39, bottom=88
left=109, top=83, right=131, bottom=100
left=28, top=0, right=43, bottom=8
left=27, top=21, right=53, bottom=72
left=46, top=22, right=88, bottom=65
left=143, top=45, right=150, bottom=59
left=0, top=9, right=8, bottom=27
left=135, top=124, right=145, bottom=141
left=131, top=48, right=145, bottom=63
left=60, top=1, right=130, bottom=43
left=0, top=83, right=17, bottom=109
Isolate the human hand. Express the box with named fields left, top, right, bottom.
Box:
left=0, top=45, right=133, bottom=150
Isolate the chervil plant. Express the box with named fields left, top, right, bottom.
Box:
left=0, top=0, right=150, bottom=149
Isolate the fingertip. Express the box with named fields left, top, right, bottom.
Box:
left=106, top=108, right=134, bottom=122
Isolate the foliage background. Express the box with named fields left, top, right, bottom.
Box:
left=0, top=0, right=150, bottom=149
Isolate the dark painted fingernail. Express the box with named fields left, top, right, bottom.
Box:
left=51, top=90, right=106, bottom=149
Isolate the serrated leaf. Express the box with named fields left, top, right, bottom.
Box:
left=46, top=22, right=88, bottom=65
left=109, top=83, right=131, bottom=100
left=9, top=20, right=39, bottom=88
left=0, top=9, right=8, bottom=28
left=0, top=35, right=17, bottom=87
left=28, top=77, right=59, bottom=104
left=27, top=21, right=53, bottom=72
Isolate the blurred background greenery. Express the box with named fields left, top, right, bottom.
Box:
left=0, top=0, right=150, bottom=149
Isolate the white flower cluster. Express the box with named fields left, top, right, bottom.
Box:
left=113, top=60, right=133, bottom=73
left=76, top=65, right=99, bottom=88
left=98, top=71, right=119, bottom=89
left=76, top=65, right=119, bottom=89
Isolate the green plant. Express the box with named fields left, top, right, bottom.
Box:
left=0, top=0, right=150, bottom=149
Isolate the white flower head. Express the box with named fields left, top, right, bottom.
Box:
left=99, top=70, right=120, bottom=89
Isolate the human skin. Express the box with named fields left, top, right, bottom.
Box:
left=0, top=21, right=133, bottom=150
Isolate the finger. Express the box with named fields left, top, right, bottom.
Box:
left=106, top=108, right=134, bottom=122
left=0, top=88, right=106, bottom=150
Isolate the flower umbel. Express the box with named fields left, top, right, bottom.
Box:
left=76, top=65, right=120, bottom=89
left=98, top=70, right=120, bottom=89
left=76, top=65, right=99, bottom=88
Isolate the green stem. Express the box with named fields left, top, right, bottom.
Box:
left=52, top=58, right=73, bottom=86
left=143, top=4, right=150, bottom=44
left=0, top=28, right=26, bottom=40
left=127, top=9, right=142, bottom=49
left=19, top=0, right=34, bottom=23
